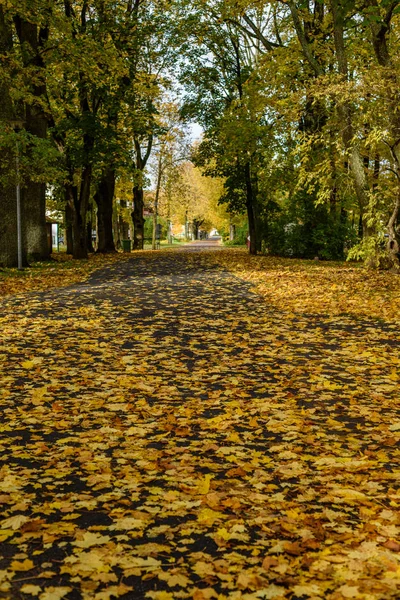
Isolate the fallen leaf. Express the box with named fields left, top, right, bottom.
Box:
left=10, top=559, right=35, bottom=572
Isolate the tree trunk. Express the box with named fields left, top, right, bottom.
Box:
left=23, top=182, right=48, bottom=260
left=14, top=15, right=50, bottom=260
left=0, top=148, right=27, bottom=268
left=94, top=168, right=116, bottom=253
left=386, top=192, right=400, bottom=270
left=86, top=206, right=95, bottom=253
left=367, top=1, right=400, bottom=268
left=65, top=200, right=74, bottom=254
left=152, top=156, right=162, bottom=250
left=0, top=7, right=28, bottom=267
left=66, top=163, right=92, bottom=260
left=72, top=211, right=87, bottom=259
left=244, top=162, right=257, bottom=254
left=330, top=0, right=371, bottom=233
left=73, top=166, right=91, bottom=259
left=132, top=186, right=144, bottom=250
left=131, top=135, right=153, bottom=250
left=119, top=199, right=130, bottom=244
left=23, top=105, right=48, bottom=260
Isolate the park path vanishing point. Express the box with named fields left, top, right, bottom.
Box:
left=0, top=244, right=399, bottom=600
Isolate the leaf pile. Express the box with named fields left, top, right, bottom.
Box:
left=0, top=248, right=399, bottom=600
left=211, top=249, right=400, bottom=320
left=0, top=253, right=130, bottom=298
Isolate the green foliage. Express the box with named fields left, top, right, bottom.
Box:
left=144, top=216, right=168, bottom=239
left=261, top=192, right=358, bottom=260
left=224, top=222, right=248, bottom=246
left=347, top=234, right=389, bottom=268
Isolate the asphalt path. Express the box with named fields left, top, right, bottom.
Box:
left=0, top=247, right=399, bottom=600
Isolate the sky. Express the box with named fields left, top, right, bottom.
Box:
left=189, top=122, right=203, bottom=141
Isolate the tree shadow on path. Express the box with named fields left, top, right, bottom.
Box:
left=0, top=249, right=399, bottom=599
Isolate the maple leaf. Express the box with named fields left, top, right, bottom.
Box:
left=73, top=531, right=111, bottom=548
left=93, top=584, right=133, bottom=599
left=39, top=587, right=72, bottom=600
left=197, top=473, right=214, bottom=494
left=20, top=584, right=42, bottom=596
left=0, top=514, right=30, bottom=530
left=145, top=592, right=175, bottom=600
left=337, top=585, right=360, bottom=598
left=157, top=570, right=191, bottom=587
left=10, top=559, right=34, bottom=572
left=197, top=508, right=224, bottom=526
left=293, top=584, right=323, bottom=597
left=193, top=589, right=219, bottom=600
left=21, top=360, right=35, bottom=369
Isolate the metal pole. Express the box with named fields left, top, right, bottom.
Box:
left=16, top=141, right=23, bottom=270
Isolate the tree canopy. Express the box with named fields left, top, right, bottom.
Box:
left=1, top=0, right=399, bottom=268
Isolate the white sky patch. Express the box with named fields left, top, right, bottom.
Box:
left=190, top=122, right=203, bottom=141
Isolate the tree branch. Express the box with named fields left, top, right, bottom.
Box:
left=286, top=0, right=323, bottom=76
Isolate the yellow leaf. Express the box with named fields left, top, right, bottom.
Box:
left=0, top=530, right=13, bottom=542
left=93, top=584, right=133, bottom=599
left=338, top=585, right=359, bottom=598
left=75, top=551, right=107, bottom=573
left=226, top=431, right=241, bottom=443
left=197, top=473, right=213, bottom=495
left=146, top=592, right=174, bottom=600
left=254, top=584, right=285, bottom=598
left=21, top=361, right=35, bottom=369
left=73, top=532, right=110, bottom=548
left=330, top=488, right=367, bottom=501
left=193, top=561, right=214, bottom=578
left=20, top=585, right=42, bottom=596
left=39, top=588, right=72, bottom=600
left=215, top=527, right=231, bottom=540
left=1, top=514, right=29, bottom=530
left=10, top=559, right=34, bottom=572
left=193, top=589, right=218, bottom=600
left=157, top=571, right=191, bottom=587
left=293, top=584, right=323, bottom=597
left=109, top=517, right=147, bottom=530
left=197, top=508, right=224, bottom=525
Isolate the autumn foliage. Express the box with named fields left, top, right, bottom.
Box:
left=0, top=248, right=399, bottom=600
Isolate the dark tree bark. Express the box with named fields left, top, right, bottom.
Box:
left=65, top=202, right=74, bottom=255
left=0, top=7, right=28, bottom=267
left=119, top=200, right=130, bottom=243
left=14, top=14, right=50, bottom=260
left=62, top=2, right=95, bottom=260
left=230, top=34, right=259, bottom=254
left=71, top=164, right=92, bottom=259
left=244, top=162, right=257, bottom=255
left=86, top=204, right=95, bottom=253
left=330, top=0, right=372, bottom=238
left=94, top=168, right=116, bottom=252
left=132, top=186, right=145, bottom=249
left=366, top=0, right=400, bottom=269
left=131, top=135, right=153, bottom=250
left=192, top=218, right=204, bottom=240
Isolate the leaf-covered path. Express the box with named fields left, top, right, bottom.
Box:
left=1, top=248, right=399, bottom=600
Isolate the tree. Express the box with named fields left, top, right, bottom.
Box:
left=180, top=3, right=267, bottom=253
left=0, top=6, right=24, bottom=268
left=149, top=101, right=190, bottom=247
left=0, top=1, right=58, bottom=266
